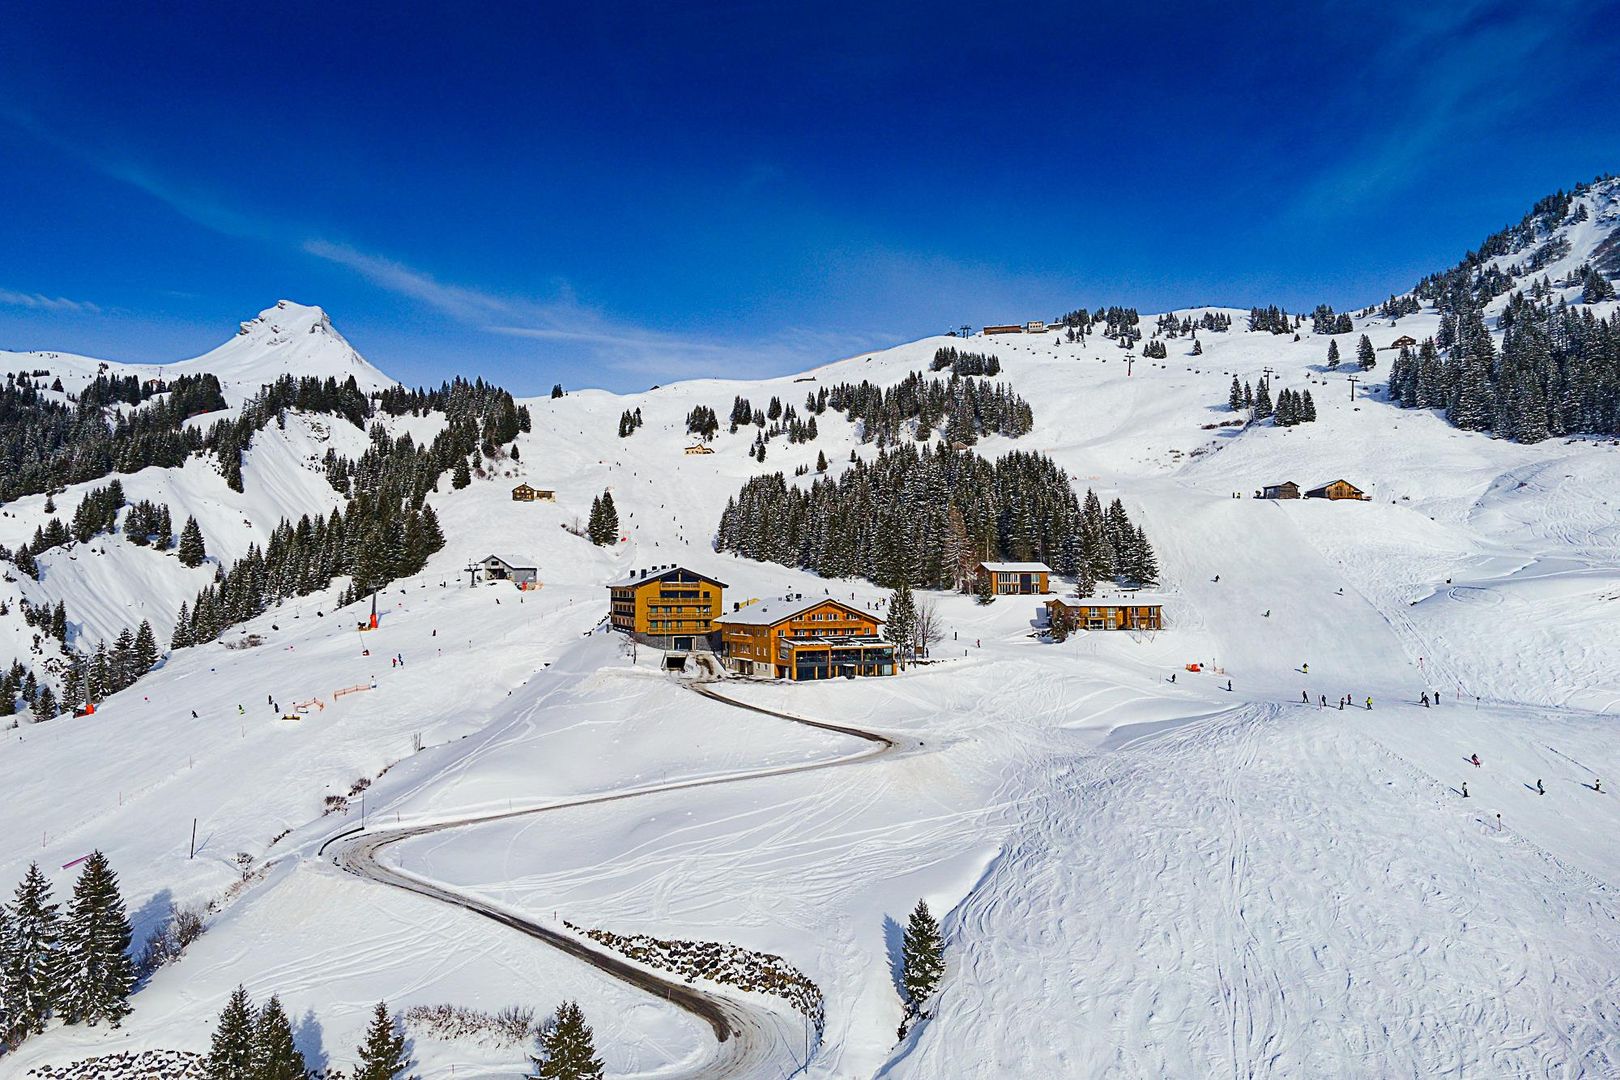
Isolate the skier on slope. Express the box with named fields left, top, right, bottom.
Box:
left=1302, top=690, right=1309, bottom=703
left=1462, top=782, right=1469, bottom=798
left=1536, top=779, right=1545, bottom=795
left=1366, top=697, right=1373, bottom=710
left=1421, top=692, right=1430, bottom=707
left=1471, top=754, right=1481, bottom=768
left=1302, top=662, right=1308, bottom=674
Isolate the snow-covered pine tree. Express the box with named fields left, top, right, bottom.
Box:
left=1301, top=389, right=1317, bottom=422
left=1227, top=376, right=1243, bottom=411
left=54, top=851, right=134, bottom=1027
left=1252, top=380, right=1273, bottom=420
left=598, top=492, right=618, bottom=544
left=203, top=985, right=256, bottom=1080
left=178, top=516, right=207, bottom=568
left=252, top=995, right=307, bottom=1080
left=351, top=1001, right=413, bottom=1080
left=1356, top=334, right=1377, bottom=371
left=529, top=1001, right=604, bottom=1080
left=450, top=456, right=472, bottom=489
left=900, top=899, right=946, bottom=1020
left=1326, top=339, right=1340, bottom=369
left=1, top=863, right=61, bottom=1046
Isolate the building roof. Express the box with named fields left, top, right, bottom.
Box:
left=607, top=564, right=729, bottom=590
left=481, top=553, right=538, bottom=571
left=979, top=561, right=1052, bottom=573
left=714, top=595, right=882, bottom=627
left=1264, top=480, right=1299, bottom=488
left=1052, top=592, right=1168, bottom=607
left=1305, top=479, right=1363, bottom=493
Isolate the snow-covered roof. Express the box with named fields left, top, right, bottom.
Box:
left=714, top=595, right=881, bottom=627
left=1053, top=593, right=1168, bottom=607
left=481, top=553, right=538, bottom=570
left=607, top=564, right=728, bottom=589
left=980, top=561, right=1052, bottom=573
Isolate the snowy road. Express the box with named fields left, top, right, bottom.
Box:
left=326, top=680, right=896, bottom=1079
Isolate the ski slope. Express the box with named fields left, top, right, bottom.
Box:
left=4, top=181, right=1620, bottom=1077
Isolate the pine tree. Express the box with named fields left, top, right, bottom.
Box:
left=900, top=899, right=946, bottom=1018
left=450, top=456, right=472, bottom=489
left=252, top=995, right=307, bottom=1080
left=1, top=863, right=60, bottom=1046
left=351, top=1001, right=413, bottom=1080
left=1326, top=339, right=1340, bottom=369
left=33, top=686, right=57, bottom=721
left=55, top=851, right=134, bottom=1026
left=1227, top=376, right=1243, bottom=411
left=884, top=585, right=917, bottom=663
left=1301, top=389, right=1317, bottom=422
left=172, top=603, right=193, bottom=649
left=815, top=449, right=828, bottom=473
left=178, top=517, right=207, bottom=568
left=974, top=570, right=995, bottom=605
left=529, top=1001, right=603, bottom=1080
left=1252, top=380, right=1273, bottom=420
left=1356, top=334, right=1377, bottom=371
left=204, top=985, right=257, bottom=1080
left=597, top=492, right=618, bottom=544
left=133, top=620, right=159, bottom=675
left=1582, top=267, right=1616, bottom=303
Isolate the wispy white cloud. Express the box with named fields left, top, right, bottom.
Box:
left=1287, top=0, right=1606, bottom=219
left=305, top=237, right=883, bottom=380
left=0, top=288, right=100, bottom=314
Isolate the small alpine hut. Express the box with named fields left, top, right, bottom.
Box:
left=511, top=483, right=556, bottom=502
left=1261, top=481, right=1301, bottom=500
left=478, top=554, right=539, bottom=587
left=1304, top=479, right=1367, bottom=501
left=684, top=443, right=715, bottom=455
left=982, top=324, right=1024, bottom=335
left=1388, top=334, right=1418, bottom=350
left=976, top=561, right=1052, bottom=596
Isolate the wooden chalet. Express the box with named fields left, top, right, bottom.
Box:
left=982, top=324, right=1024, bottom=335
left=1025, top=320, right=1048, bottom=333
left=608, top=564, right=727, bottom=650
left=511, top=483, right=556, bottom=502
left=1261, top=481, right=1301, bottom=500
left=479, top=554, right=539, bottom=587
left=1047, top=595, right=1164, bottom=632
left=976, top=561, right=1052, bottom=596
left=715, top=595, right=893, bottom=680
left=1304, top=479, right=1367, bottom=501
left=1387, top=334, right=1418, bottom=350
left=684, top=443, right=715, bottom=455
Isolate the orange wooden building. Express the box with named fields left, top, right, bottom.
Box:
left=976, top=561, right=1052, bottom=595
left=1047, top=596, right=1164, bottom=631
left=608, top=564, right=727, bottom=650
left=715, top=595, right=894, bottom=679
left=1304, top=479, right=1367, bottom=501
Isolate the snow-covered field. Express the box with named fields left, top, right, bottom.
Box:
left=3, top=182, right=1620, bottom=1077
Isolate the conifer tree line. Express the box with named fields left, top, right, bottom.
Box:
left=1151, top=311, right=1223, bottom=338
left=1246, top=306, right=1299, bottom=335
left=203, top=990, right=413, bottom=1080
left=7, top=480, right=131, bottom=579
left=1387, top=294, right=1620, bottom=441
left=172, top=378, right=523, bottom=647
left=684, top=404, right=719, bottom=440
left=929, top=347, right=1002, bottom=376
left=715, top=442, right=1158, bottom=594
left=1272, top=388, right=1317, bottom=427
left=586, top=490, right=619, bottom=546
left=823, top=372, right=1034, bottom=447
left=0, top=854, right=135, bottom=1049
left=57, top=620, right=160, bottom=712
left=1309, top=305, right=1355, bottom=335
left=1141, top=339, right=1168, bottom=359
left=616, top=407, right=643, bottom=437
left=0, top=374, right=227, bottom=503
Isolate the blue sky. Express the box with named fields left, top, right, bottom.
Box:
left=2, top=1, right=1616, bottom=393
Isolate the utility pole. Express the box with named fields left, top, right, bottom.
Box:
left=190, top=818, right=197, bottom=859
left=1261, top=366, right=1276, bottom=388
left=1125, top=353, right=1135, bottom=377
left=959, top=324, right=972, bottom=339
left=1348, top=374, right=1360, bottom=401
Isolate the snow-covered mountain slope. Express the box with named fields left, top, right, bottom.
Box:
left=3, top=179, right=1620, bottom=1078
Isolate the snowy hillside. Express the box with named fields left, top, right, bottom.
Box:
left=3, top=178, right=1620, bottom=1078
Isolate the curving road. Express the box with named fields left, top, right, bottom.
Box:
left=324, top=678, right=896, bottom=1078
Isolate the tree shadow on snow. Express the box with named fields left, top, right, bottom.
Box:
left=296, top=1008, right=329, bottom=1073
left=883, top=914, right=906, bottom=999
left=128, top=887, right=175, bottom=981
